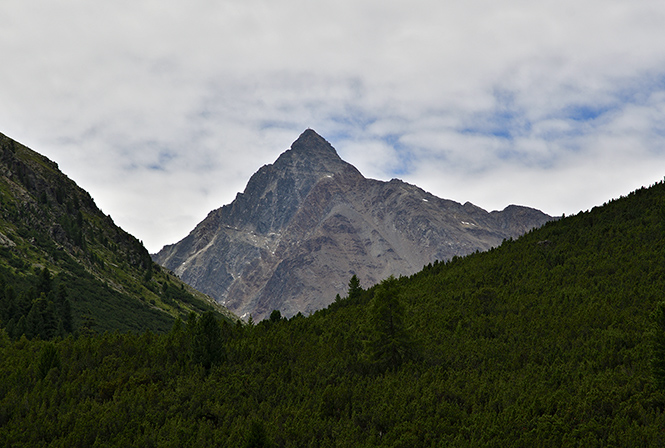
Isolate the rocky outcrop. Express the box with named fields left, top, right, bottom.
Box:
left=153, top=129, right=553, bottom=320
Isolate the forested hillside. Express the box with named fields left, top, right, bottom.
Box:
left=0, top=132, right=235, bottom=338
left=3, top=179, right=665, bottom=446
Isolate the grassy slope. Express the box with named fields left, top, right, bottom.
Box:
left=0, top=132, right=236, bottom=335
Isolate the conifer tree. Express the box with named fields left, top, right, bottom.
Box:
left=56, top=284, right=73, bottom=333
left=25, top=300, right=45, bottom=339
left=37, top=267, right=52, bottom=295
left=244, top=420, right=272, bottom=448
left=192, top=311, right=225, bottom=371
left=652, top=302, right=665, bottom=390
left=37, top=343, right=60, bottom=380
left=269, top=310, right=282, bottom=323
left=2, top=286, right=16, bottom=323
left=365, top=276, right=413, bottom=373
left=348, top=274, right=363, bottom=301
left=185, top=312, right=198, bottom=334
left=42, top=299, right=59, bottom=339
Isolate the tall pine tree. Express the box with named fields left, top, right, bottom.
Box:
left=192, top=311, right=225, bottom=372
left=652, top=302, right=665, bottom=389
left=365, top=276, right=414, bottom=373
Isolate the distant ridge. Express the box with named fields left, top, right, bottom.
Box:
left=154, top=129, right=553, bottom=320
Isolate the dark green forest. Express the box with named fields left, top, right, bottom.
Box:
left=4, top=178, right=665, bottom=446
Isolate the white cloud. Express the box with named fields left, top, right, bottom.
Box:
left=2, top=0, right=665, bottom=252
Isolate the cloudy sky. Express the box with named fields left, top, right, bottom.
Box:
left=2, top=0, right=665, bottom=253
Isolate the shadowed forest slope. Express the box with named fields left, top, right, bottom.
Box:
left=0, top=132, right=235, bottom=338
left=2, top=178, right=665, bottom=446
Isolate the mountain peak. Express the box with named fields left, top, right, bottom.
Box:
left=291, top=128, right=330, bottom=148
left=271, top=128, right=356, bottom=179
left=154, top=128, right=553, bottom=321
left=289, top=129, right=339, bottom=158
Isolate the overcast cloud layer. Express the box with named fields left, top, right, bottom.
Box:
left=2, top=0, right=665, bottom=252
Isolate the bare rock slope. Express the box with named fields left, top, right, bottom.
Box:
left=153, top=129, right=553, bottom=320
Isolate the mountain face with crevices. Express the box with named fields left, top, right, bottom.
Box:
left=153, top=129, right=553, bottom=320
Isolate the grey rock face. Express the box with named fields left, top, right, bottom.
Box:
left=153, top=129, right=553, bottom=320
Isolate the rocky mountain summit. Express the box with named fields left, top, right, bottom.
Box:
left=153, top=129, right=553, bottom=320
